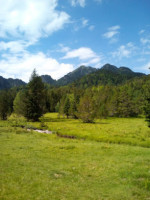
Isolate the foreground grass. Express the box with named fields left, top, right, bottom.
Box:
left=0, top=123, right=150, bottom=200
left=32, top=113, right=150, bottom=148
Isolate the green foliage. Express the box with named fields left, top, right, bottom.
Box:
left=55, top=102, right=60, bottom=112
left=46, top=88, right=62, bottom=112
left=13, top=69, right=46, bottom=121
left=25, top=69, right=46, bottom=121
left=111, top=87, right=139, bottom=117
left=63, top=97, right=70, bottom=118
left=13, top=90, right=27, bottom=116
left=78, top=95, right=96, bottom=123
left=0, top=90, right=10, bottom=120
left=145, top=100, right=150, bottom=127
left=1, top=67, right=150, bottom=123
left=8, top=113, right=27, bottom=127
left=144, top=84, right=150, bottom=127
left=69, top=97, right=77, bottom=118
left=73, top=64, right=145, bottom=89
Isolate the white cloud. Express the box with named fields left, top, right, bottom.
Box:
left=89, top=25, right=95, bottom=31
left=0, top=0, right=72, bottom=81
left=62, top=47, right=103, bottom=67
left=0, top=0, right=70, bottom=41
left=62, top=47, right=98, bottom=60
left=112, top=42, right=136, bottom=59
left=139, top=29, right=145, bottom=34
left=73, top=18, right=90, bottom=31
left=103, top=31, right=118, bottom=39
left=142, top=62, right=150, bottom=72
left=103, top=25, right=120, bottom=39
left=140, top=38, right=150, bottom=45
left=109, top=25, right=120, bottom=31
left=103, top=25, right=120, bottom=43
left=82, top=18, right=88, bottom=27
left=0, top=52, right=74, bottom=82
left=59, top=44, right=70, bottom=53
left=0, top=40, right=31, bottom=53
left=70, top=0, right=86, bottom=7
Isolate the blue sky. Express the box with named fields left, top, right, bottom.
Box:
left=0, top=0, right=150, bottom=82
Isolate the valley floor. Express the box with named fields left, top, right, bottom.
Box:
left=0, top=114, right=150, bottom=200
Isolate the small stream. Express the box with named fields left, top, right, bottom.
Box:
left=27, top=128, right=52, bottom=134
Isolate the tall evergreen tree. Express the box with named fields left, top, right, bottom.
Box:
left=0, top=91, right=10, bottom=120
left=25, top=69, right=46, bottom=121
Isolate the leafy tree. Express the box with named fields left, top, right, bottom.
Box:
left=78, top=95, right=95, bottom=123
left=93, top=86, right=111, bottom=118
left=63, top=97, right=70, bottom=118
left=55, top=102, right=60, bottom=112
left=69, top=98, right=78, bottom=118
left=145, top=98, right=150, bottom=127
left=144, top=83, right=150, bottom=127
left=13, top=89, right=27, bottom=116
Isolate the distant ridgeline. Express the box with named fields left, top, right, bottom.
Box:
left=0, top=76, right=26, bottom=90
left=72, top=64, right=145, bottom=88
left=0, top=64, right=146, bottom=90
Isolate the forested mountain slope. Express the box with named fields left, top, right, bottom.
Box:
left=56, top=65, right=97, bottom=86
left=0, top=76, right=26, bottom=90
left=72, top=64, right=145, bottom=88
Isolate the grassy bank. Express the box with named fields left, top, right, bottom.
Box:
left=31, top=113, right=150, bottom=148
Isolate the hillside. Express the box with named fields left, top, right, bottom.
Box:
left=0, top=76, right=26, bottom=90
left=56, top=65, right=97, bottom=86
left=73, top=64, right=145, bottom=88
left=41, top=75, right=56, bottom=85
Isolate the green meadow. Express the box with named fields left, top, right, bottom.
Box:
left=33, top=113, right=150, bottom=148
left=0, top=114, right=150, bottom=200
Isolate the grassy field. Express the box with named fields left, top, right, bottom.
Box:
left=31, top=113, right=150, bottom=148
left=0, top=114, right=150, bottom=200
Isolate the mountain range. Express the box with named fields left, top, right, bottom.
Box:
left=73, top=64, right=145, bottom=88
left=0, top=76, right=26, bottom=90
left=0, top=64, right=145, bottom=90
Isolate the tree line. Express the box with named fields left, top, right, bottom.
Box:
left=0, top=70, right=150, bottom=127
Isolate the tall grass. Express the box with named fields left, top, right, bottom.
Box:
left=31, top=113, right=150, bottom=148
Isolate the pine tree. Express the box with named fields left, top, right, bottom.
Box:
left=0, top=91, right=10, bottom=120
left=25, top=69, right=46, bottom=121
